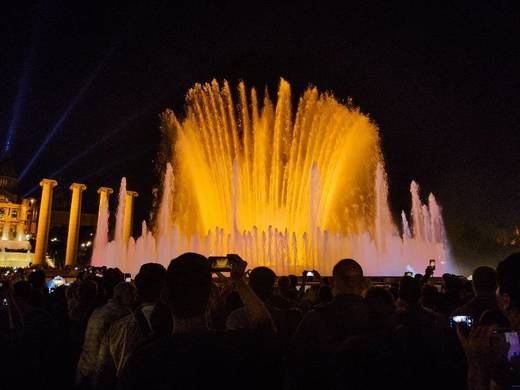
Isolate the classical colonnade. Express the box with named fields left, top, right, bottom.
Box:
left=32, top=179, right=137, bottom=266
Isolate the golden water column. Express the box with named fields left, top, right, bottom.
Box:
left=65, top=183, right=87, bottom=266
left=122, top=191, right=138, bottom=244
left=34, top=179, right=58, bottom=265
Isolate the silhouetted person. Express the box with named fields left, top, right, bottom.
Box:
left=93, top=263, right=169, bottom=389
left=318, top=285, right=333, bottom=304
left=118, top=253, right=275, bottom=390
left=335, top=287, right=410, bottom=389
left=459, top=254, right=520, bottom=389
left=289, top=259, right=369, bottom=389
left=397, top=276, right=466, bottom=389
left=3, top=280, right=57, bottom=389
left=28, top=269, right=48, bottom=307
left=76, top=282, right=136, bottom=388
left=227, top=266, right=277, bottom=329
left=98, top=268, right=124, bottom=306
left=437, top=273, right=464, bottom=316
left=420, top=283, right=440, bottom=312
left=276, top=275, right=302, bottom=309
left=277, top=275, right=291, bottom=297
left=227, top=266, right=301, bottom=347
left=452, top=266, right=498, bottom=321
left=288, top=274, right=299, bottom=300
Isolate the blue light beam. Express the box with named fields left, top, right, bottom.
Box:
left=18, top=50, right=112, bottom=181
left=22, top=103, right=154, bottom=196
left=23, top=146, right=152, bottom=196
left=4, top=48, right=34, bottom=155
left=47, top=103, right=154, bottom=178
left=76, top=147, right=152, bottom=182
left=3, top=8, right=42, bottom=156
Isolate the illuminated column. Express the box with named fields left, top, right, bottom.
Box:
left=34, top=179, right=58, bottom=265
left=97, top=187, right=113, bottom=222
left=16, top=199, right=30, bottom=241
left=2, top=221, right=10, bottom=240
left=122, top=191, right=138, bottom=244
left=65, top=183, right=87, bottom=266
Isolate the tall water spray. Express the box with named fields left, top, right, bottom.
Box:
left=93, top=79, right=451, bottom=276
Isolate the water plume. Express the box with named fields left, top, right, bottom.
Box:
left=94, top=79, right=451, bottom=276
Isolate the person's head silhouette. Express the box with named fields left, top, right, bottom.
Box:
left=248, top=266, right=276, bottom=301
left=471, top=265, right=497, bottom=296
left=166, top=253, right=211, bottom=331
left=496, top=253, right=520, bottom=327
left=135, top=262, right=166, bottom=304
left=332, top=258, right=365, bottom=296
left=398, top=276, right=421, bottom=308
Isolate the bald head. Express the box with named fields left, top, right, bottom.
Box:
left=332, top=258, right=365, bottom=296
left=472, top=266, right=497, bottom=296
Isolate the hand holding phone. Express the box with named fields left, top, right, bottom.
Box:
left=450, top=315, right=474, bottom=327
left=227, top=254, right=247, bottom=281
left=208, top=256, right=232, bottom=272
left=429, top=259, right=436, bottom=270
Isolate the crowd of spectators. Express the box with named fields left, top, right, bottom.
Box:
left=0, top=253, right=519, bottom=389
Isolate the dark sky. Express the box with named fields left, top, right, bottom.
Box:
left=2, top=1, right=519, bottom=272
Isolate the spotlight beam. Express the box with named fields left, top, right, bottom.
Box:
left=44, top=100, right=158, bottom=180
left=4, top=46, right=34, bottom=155
left=23, top=146, right=153, bottom=197
left=76, top=147, right=153, bottom=182
left=18, top=49, right=112, bottom=181
left=3, top=7, right=43, bottom=156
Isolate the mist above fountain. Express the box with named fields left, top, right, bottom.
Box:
left=92, top=79, right=450, bottom=276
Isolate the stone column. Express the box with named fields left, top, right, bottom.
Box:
left=65, top=183, right=87, bottom=266
left=122, top=191, right=138, bottom=244
left=2, top=215, right=10, bottom=240
left=34, top=179, right=58, bottom=265
left=16, top=199, right=30, bottom=241
left=96, top=187, right=113, bottom=224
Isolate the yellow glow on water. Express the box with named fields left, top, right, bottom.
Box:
left=95, top=79, right=450, bottom=275
left=165, top=79, right=382, bottom=240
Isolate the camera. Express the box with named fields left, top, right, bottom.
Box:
left=208, top=256, right=232, bottom=272
left=303, top=270, right=317, bottom=282
left=449, top=315, right=474, bottom=329
left=124, top=273, right=132, bottom=282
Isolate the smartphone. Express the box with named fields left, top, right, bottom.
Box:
left=450, top=315, right=474, bottom=329
left=208, top=256, right=231, bottom=272
left=124, top=273, right=131, bottom=282
left=504, top=331, right=520, bottom=362
left=429, top=259, right=436, bottom=270
left=404, top=271, right=413, bottom=277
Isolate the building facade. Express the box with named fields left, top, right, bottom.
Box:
left=0, top=155, right=37, bottom=266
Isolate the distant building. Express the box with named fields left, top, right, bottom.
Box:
left=0, top=155, right=37, bottom=267
left=0, top=155, right=99, bottom=268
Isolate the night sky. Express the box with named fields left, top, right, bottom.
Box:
left=2, top=1, right=519, bottom=273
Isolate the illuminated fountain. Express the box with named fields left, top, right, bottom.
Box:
left=92, top=79, right=450, bottom=276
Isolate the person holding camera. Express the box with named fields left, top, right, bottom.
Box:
left=118, top=253, right=276, bottom=390
left=458, top=253, right=520, bottom=390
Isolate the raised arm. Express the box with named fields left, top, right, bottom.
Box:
left=228, top=254, right=276, bottom=333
